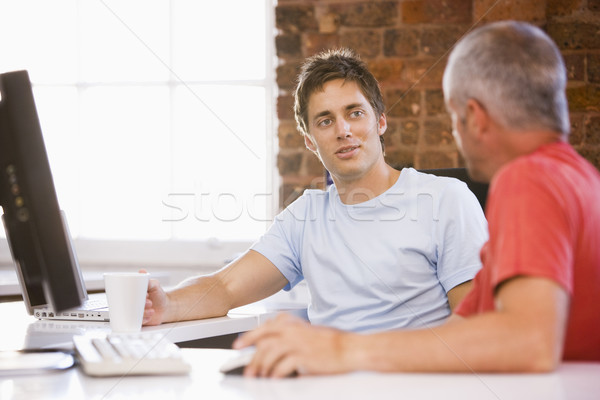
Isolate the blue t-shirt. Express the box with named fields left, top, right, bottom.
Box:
left=252, top=168, right=488, bottom=333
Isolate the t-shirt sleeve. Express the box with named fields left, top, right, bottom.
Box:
left=250, top=197, right=306, bottom=291
left=453, top=251, right=490, bottom=317
left=435, top=180, right=488, bottom=292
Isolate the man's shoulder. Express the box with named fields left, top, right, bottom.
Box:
left=297, top=187, right=334, bottom=205
left=400, top=168, right=472, bottom=197
left=277, top=187, right=333, bottom=221
left=493, top=142, right=600, bottom=207
left=493, top=143, right=582, bottom=189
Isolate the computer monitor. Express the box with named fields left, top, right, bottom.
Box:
left=0, top=70, right=84, bottom=313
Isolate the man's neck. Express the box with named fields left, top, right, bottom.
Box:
left=333, top=163, right=401, bottom=205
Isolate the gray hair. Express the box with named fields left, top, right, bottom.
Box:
left=443, top=21, right=570, bottom=135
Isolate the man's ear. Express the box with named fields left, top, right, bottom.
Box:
left=304, top=134, right=317, bottom=152
left=378, top=113, right=387, bottom=136
left=466, top=99, right=490, bottom=139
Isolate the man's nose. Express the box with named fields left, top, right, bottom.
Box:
left=335, top=119, right=352, bottom=138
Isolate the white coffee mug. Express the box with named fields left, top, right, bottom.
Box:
left=104, top=272, right=149, bottom=333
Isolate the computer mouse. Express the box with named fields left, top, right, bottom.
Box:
left=219, top=348, right=255, bottom=375
left=219, top=348, right=299, bottom=377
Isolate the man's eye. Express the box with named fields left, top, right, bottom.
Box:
left=350, top=110, right=364, bottom=118
left=318, top=119, right=332, bottom=127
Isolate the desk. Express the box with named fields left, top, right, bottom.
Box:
left=2, top=303, right=599, bottom=400
left=0, top=300, right=263, bottom=352
left=0, top=298, right=308, bottom=352
left=1, top=349, right=599, bottom=400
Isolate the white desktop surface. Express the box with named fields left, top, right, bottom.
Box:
left=1, top=348, right=599, bottom=400
left=2, top=299, right=599, bottom=400
left=0, top=301, right=263, bottom=352
left=0, top=282, right=308, bottom=351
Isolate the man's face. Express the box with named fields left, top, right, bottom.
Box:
left=448, top=100, right=486, bottom=182
left=304, top=79, right=386, bottom=184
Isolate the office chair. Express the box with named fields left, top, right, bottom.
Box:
left=419, top=168, right=489, bottom=212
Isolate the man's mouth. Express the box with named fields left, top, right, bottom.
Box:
left=336, top=145, right=358, bottom=154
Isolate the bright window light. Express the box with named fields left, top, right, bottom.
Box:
left=0, top=0, right=275, bottom=251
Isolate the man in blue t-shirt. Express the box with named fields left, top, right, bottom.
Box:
left=142, top=49, right=487, bottom=333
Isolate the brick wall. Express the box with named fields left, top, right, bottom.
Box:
left=275, top=0, right=600, bottom=208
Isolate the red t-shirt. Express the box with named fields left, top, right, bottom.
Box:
left=455, top=142, right=600, bottom=361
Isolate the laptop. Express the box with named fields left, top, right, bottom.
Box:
left=11, top=212, right=110, bottom=322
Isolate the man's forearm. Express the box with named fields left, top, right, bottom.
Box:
left=162, top=274, right=232, bottom=323
left=344, top=278, right=568, bottom=373
left=158, top=251, right=288, bottom=324
left=345, top=314, right=551, bottom=373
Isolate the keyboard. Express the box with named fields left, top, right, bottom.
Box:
left=80, top=296, right=108, bottom=311
left=73, top=333, right=191, bottom=377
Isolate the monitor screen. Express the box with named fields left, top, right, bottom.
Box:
left=0, top=70, right=83, bottom=313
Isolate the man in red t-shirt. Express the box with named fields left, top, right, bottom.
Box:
left=233, top=21, right=600, bottom=377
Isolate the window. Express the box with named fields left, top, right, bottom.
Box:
left=0, top=0, right=276, bottom=266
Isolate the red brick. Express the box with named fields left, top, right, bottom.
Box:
left=399, top=120, right=420, bottom=146
left=424, top=118, right=454, bottom=146
left=384, top=119, right=400, bottom=147
left=385, top=149, right=416, bottom=169
left=276, top=5, right=318, bottom=33
left=341, top=30, right=382, bottom=58
left=475, top=0, right=546, bottom=22
left=421, top=26, right=467, bottom=57
left=425, top=89, right=446, bottom=116
left=588, top=54, right=600, bottom=84
left=303, top=152, right=325, bottom=175
left=278, top=120, right=305, bottom=149
left=368, top=58, right=405, bottom=85
left=568, top=114, right=585, bottom=145
left=401, top=0, right=426, bottom=24
left=416, top=150, right=456, bottom=169
left=383, top=28, right=419, bottom=57
left=332, top=2, right=398, bottom=28
left=402, top=58, right=446, bottom=88
left=385, top=89, right=421, bottom=118
left=585, top=115, right=600, bottom=145
left=563, top=53, right=585, bottom=81
left=386, top=119, right=420, bottom=148
left=567, top=85, right=600, bottom=112
left=424, top=0, right=472, bottom=24
left=547, top=22, right=600, bottom=50
left=277, top=151, right=303, bottom=175
left=276, top=62, right=301, bottom=90
left=304, top=33, right=341, bottom=57
left=318, top=13, right=341, bottom=34
left=402, top=0, right=472, bottom=24
left=546, top=0, right=584, bottom=16
left=276, top=34, right=302, bottom=59
left=589, top=0, right=600, bottom=12
left=277, top=95, right=295, bottom=120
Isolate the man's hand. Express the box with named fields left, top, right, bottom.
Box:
left=233, top=313, right=354, bottom=378
left=139, top=269, right=168, bottom=326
